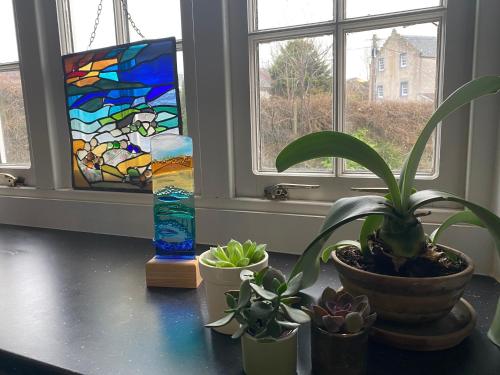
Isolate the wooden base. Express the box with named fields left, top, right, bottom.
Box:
left=146, top=257, right=202, bottom=288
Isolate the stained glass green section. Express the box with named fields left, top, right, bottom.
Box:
left=62, top=38, right=182, bottom=191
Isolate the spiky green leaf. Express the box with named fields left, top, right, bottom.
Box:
left=275, top=131, right=402, bottom=210
left=430, top=210, right=485, bottom=244
left=359, top=215, right=383, bottom=254
left=408, top=190, right=500, bottom=252
left=320, top=240, right=361, bottom=263
left=400, top=76, right=500, bottom=207
left=290, top=195, right=397, bottom=288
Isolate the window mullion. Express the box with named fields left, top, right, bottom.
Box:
left=113, top=0, right=129, bottom=44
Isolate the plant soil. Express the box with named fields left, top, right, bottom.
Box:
left=337, top=243, right=467, bottom=277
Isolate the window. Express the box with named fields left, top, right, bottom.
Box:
left=378, top=57, right=385, bottom=71
left=377, top=85, right=384, bottom=98
left=400, top=52, right=408, bottom=68
left=231, top=0, right=472, bottom=201
left=0, top=0, right=30, bottom=167
left=400, top=81, right=409, bottom=97
left=56, top=0, right=186, bottom=125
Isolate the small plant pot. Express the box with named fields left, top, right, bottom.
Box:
left=199, top=250, right=268, bottom=335
left=311, top=325, right=368, bottom=375
left=241, top=329, right=298, bottom=375
left=332, top=245, right=474, bottom=323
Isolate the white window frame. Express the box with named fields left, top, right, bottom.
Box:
left=400, top=81, right=409, bottom=96
left=0, top=1, right=34, bottom=185
left=0, top=0, right=498, bottom=270
left=378, top=57, right=385, bottom=71
left=376, top=84, right=384, bottom=98
left=56, top=0, right=184, bottom=57
left=229, top=0, right=473, bottom=203
left=400, top=52, right=408, bottom=67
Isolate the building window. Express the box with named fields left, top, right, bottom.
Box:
left=376, top=85, right=384, bottom=99
left=400, top=81, right=409, bottom=97
left=400, top=52, right=408, bottom=68
left=378, top=57, right=385, bottom=71
left=0, top=0, right=30, bottom=167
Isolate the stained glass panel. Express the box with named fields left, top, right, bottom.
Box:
left=63, top=38, right=182, bottom=191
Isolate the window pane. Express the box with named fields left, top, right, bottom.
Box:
left=344, top=23, right=439, bottom=174
left=177, top=51, right=187, bottom=133
left=0, top=70, right=30, bottom=164
left=69, top=0, right=116, bottom=52
left=127, top=0, right=182, bottom=41
left=257, top=35, right=334, bottom=173
left=256, top=0, right=333, bottom=30
left=0, top=0, right=19, bottom=63
left=345, top=0, right=441, bottom=19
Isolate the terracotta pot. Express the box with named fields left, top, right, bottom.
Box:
left=311, top=325, right=368, bottom=375
left=241, top=329, right=298, bottom=375
left=199, top=250, right=268, bottom=335
left=332, top=245, right=474, bottom=323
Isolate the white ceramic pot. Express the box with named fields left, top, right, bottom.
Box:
left=241, top=329, right=298, bottom=375
left=199, top=250, right=268, bottom=335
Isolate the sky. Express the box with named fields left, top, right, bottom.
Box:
left=257, top=0, right=441, bottom=80
left=0, top=0, right=439, bottom=80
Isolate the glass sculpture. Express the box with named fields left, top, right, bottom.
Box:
left=62, top=37, right=182, bottom=191
left=151, top=134, right=195, bottom=259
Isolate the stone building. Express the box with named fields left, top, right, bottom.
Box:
left=368, top=29, right=437, bottom=102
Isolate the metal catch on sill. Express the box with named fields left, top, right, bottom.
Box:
left=264, top=183, right=319, bottom=201
left=0, top=173, right=24, bottom=187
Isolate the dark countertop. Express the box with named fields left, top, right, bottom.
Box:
left=0, top=224, right=498, bottom=375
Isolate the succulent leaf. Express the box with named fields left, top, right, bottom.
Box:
left=344, top=312, right=364, bottom=333
left=322, top=315, right=344, bottom=333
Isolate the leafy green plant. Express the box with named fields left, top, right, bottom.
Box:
left=201, top=239, right=266, bottom=268
left=275, top=76, right=500, bottom=345
left=205, top=267, right=310, bottom=340
left=303, top=287, right=376, bottom=334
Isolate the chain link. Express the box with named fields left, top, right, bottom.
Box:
left=87, top=0, right=145, bottom=50
left=119, top=0, right=146, bottom=40
left=87, top=0, right=103, bottom=49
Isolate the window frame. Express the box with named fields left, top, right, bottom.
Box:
left=400, top=52, right=408, bottom=68
left=400, top=80, right=409, bottom=97
left=376, top=84, right=384, bottom=98
left=0, top=1, right=34, bottom=184
left=378, top=57, right=385, bottom=71
left=230, top=0, right=471, bottom=202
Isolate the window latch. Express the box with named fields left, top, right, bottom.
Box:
left=264, top=183, right=320, bottom=201
left=0, top=173, right=23, bottom=187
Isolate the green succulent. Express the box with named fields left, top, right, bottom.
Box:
left=275, top=76, right=500, bottom=346
left=201, top=239, right=266, bottom=268
left=303, top=287, right=376, bottom=334
left=205, top=267, right=310, bottom=341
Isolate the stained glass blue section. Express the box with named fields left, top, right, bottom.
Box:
left=62, top=37, right=182, bottom=192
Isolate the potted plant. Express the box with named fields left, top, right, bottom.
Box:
left=199, top=239, right=268, bottom=334
left=303, top=287, right=376, bottom=375
left=275, top=76, right=500, bottom=346
left=206, top=267, right=310, bottom=375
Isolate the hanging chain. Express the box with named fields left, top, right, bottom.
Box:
left=119, top=0, right=146, bottom=40
left=87, top=0, right=145, bottom=50
left=87, top=0, right=103, bottom=49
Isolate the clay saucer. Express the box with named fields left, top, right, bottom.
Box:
left=370, top=298, right=477, bottom=351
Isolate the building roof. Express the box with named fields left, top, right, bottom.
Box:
left=402, top=35, right=437, bottom=58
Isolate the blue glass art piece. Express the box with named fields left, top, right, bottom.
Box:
left=151, top=134, right=195, bottom=259
left=62, top=37, right=182, bottom=192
